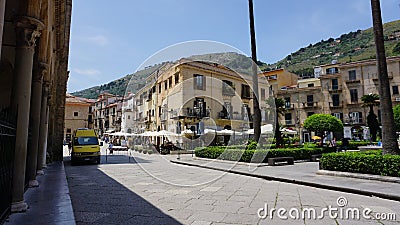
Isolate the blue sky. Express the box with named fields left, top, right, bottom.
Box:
left=67, top=0, right=400, bottom=93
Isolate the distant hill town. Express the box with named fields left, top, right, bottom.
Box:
left=72, top=19, right=400, bottom=99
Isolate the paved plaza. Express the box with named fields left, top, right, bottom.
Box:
left=62, top=146, right=400, bottom=225
left=5, top=145, right=400, bottom=225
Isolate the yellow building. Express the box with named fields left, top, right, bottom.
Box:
left=64, top=94, right=95, bottom=142
left=127, top=59, right=271, bottom=148
left=260, top=68, right=298, bottom=96
left=276, top=56, right=400, bottom=141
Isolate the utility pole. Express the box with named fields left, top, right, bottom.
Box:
left=248, top=0, right=261, bottom=142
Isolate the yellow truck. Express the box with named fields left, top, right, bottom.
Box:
left=71, top=128, right=102, bottom=165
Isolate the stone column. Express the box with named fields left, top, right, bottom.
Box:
left=37, top=80, right=50, bottom=174
left=11, top=16, right=43, bottom=213
left=26, top=63, right=47, bottom=187
left=0, top=0, right=6, bottom=59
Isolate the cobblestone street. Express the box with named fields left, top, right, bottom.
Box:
left=64, top=147, right=400, bottom=225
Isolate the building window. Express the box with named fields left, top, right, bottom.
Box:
left=350, top=89, right=358, bottom=102
left=261, top=88, right=266, bottom=101
left=175, top=72, right=179, bottom=84
left=307, top=112, right=314, bottom=117
left=349, top=70, right=357, bottom=81
left=194, top=74, right=205, bottom=90
left=73, top=112, right=78, bottom=117
left=307, top=83, right=314, bottom=87
left=284, top=113, right=292, bottom=125
left=332, top=94, right=340, bottom=106
left=332, top=112, right=343, bottom=121
left=326, top=67, right=338, bottom=74
left=222, top=80, right=235, bottom=96
left=241, top=84, right=251, bottom=99
left=158, top=83, right=162, bottom=93
left=284, top=97, right=291, bottom=108
left=127, top=115, right=130, bottom=120
left=66, top=128, right=72, bottom=133
left=164, top=80, right=168, bottom=90
left=306, top=95, right=313, bottom=106
left=331, top=78, right=339, bottom=90
left=349, top=112, right=363, bottom=123
left=393, top=86, right=399, bottom=95
left=169, top=76, right=173, bottom=87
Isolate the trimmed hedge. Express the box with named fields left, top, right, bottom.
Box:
left=320, top=151, right=400, bottom=177
left=336, top=141, right=378, bottom=150
left=194, top=146, right=336, bottom=163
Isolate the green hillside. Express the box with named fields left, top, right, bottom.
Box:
left=263, top=19, right=400, bottom=76
left=71, top=63, right=165, bottom=99
left=72, top=20, right=400, bottom=99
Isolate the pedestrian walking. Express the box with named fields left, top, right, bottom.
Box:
left=108, top=142, right=113, bottom=154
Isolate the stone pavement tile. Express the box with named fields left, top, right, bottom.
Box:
left=191, top=221, right=212, bottom=225
left=237, top=206, right=259, bottom=216
left=221, top=213, right=259, bottom=224
left=185, top=203, right=215, bottom=212
left=211, top=204, right=243, bottom=214
left=167, top=208, right=194, bottom=220
left=200, top=186, right=222, bottom=192
left=186, top=198, right=216, bottom=206
left=227, top=195, right=254, bottom=203
left=188, top=211, right=227, bottom=223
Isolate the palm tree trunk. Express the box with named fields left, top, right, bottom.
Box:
left=370, top=0, right=399, bottom=154
left=248, top=0, right=261, bottom=142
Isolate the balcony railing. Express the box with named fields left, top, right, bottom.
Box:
left=282, top=120, right=294, bottom=126
left=345, top=79, right=361, bottom=84
left=222, top=87, right=236, bottom=96
left=329, top=102, right=343, bottom=108
left=284, top=103, right=295, bottom=109
left=328, top=85, right=342, bottom=92
left=302, top=102, right=318, bottom=108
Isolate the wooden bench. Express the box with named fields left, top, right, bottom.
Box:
left=268, top=157, right=294, bottom=166
left=311, top=154, right=322, bottom=162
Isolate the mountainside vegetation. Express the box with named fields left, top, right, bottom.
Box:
left=72, top=20, right=400, bottom=99
left=264, top=19, right=400, bottom=77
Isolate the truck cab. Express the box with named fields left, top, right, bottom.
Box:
left=71, top=128, right=101, bottom=165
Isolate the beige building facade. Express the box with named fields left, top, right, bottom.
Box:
left=120, top=59, right=271, bottom=147
left=277, top=56, right=400, bottom=141
left=64, top=94, right=95, bottom=142
left=93, top=93, right=123, bottom=135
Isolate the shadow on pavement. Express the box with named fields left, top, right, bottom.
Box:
left=64, top=160, right=181, bottom=225
left=63, top=154, right=153, bottom=166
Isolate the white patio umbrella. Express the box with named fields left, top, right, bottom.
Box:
left=140, top=131, right=158, bottom=137
left=155, top=130, right=180, bottom=137
left=281, top=127, right=297, bottom=134
left=203, top=128, right=217, bottom=134
left=110, top=131, right=126, bottom=136
left=243, top=124, right=273, bottom=135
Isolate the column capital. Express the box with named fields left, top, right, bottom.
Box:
left=15, top=16, right=44, bottom=49
left=33, top=62, right=49, bottom=83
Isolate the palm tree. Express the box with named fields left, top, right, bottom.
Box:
left=361, top=93, right=380, bottom=142
left=267, top=97, right=286, bottom=147
left=248, top=0, right=261, bottom=143
left=370, top=0, right=399, bottom=154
